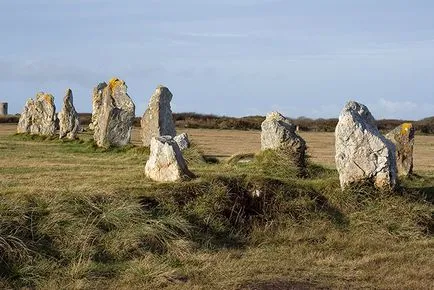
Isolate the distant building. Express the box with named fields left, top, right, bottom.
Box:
left=0, top=102, right=8, bottom=115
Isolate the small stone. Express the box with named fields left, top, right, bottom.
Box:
left=141, top=85, right=176, bottom=146
left=58, top=89, right=80, bottom=139
left=93, top=78, right=135, bottom=148
left=385, top=123, right=415, bottom=176
left=174, top=133, right=190, bottom=150
left=261, top=111, right=306, bottom=168
left=145, top=136, right=195, bottom=182
left=335, top=101, right=397, bottom=190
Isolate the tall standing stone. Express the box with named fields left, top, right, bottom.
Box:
left=145, top=136, right=195, bottom=182
left=17, top=99, right=34, bottom=133
left=89, top=82, right=107, bottom=130
left=335, top=101, right=397, bottom=190
left=31, top=93, right=57, bottom=136
left=93, top=78, right=135, bottom=148
left=58, top=89, right=80, bottom=139
left=385, top=123, right=415, bottom=176
left=141, top=85, right=176, bottom=147
left=261, top=111, right=307, bottom=168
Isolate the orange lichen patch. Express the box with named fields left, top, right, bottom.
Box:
left=108, top=78, right=124, bottom=90
left=400, top=123, right=413, bottom=135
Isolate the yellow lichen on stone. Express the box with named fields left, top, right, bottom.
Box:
left=108, top=78, right=123, bottom=90
left=43, top=94, right=54, bottom=105
left=400, top=123, right=413, bottom=135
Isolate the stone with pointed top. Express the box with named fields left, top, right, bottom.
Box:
left=335, top=101, right=397, bottom=190
left=58, top=89, right=80, bottom=139
left=145, top=136, right=195, bottom=182
left=141, top=85, right=176, bottom=146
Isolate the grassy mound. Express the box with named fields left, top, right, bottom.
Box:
left=0, top=135, right=433, bottom=289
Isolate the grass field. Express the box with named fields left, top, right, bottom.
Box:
left=0, top=123, right=433, bottom=289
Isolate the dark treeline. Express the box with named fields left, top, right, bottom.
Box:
left=2, top=113, right=434, bottom=134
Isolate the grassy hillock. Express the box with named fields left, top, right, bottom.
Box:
left=0, top=133, right=433, bottom=289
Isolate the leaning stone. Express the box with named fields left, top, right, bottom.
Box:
left=145, top=136, right=195, bottom=182
left=89, top=82, right=107, bottom=130
left=335, top=101, right=397, bottom=190
left=385, top=123, right=415, bottom=176
left=174, top=133, right=190, bottom=151
left=261, top=111, right=306, bottom=168
left=30, top=93, right=57, bottom=136
left=17, top=99, right=34, bottom=133
left=141, top=85, right=176, bottom=146
left=94, top=78, right=135, bottom=148
left=58, top=89, right=80, bottom=139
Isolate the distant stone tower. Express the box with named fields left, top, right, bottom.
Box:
left=0, top=102, right=8, bottom=115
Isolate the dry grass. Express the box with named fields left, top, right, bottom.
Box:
left=0, top=123, right=433, bottom=289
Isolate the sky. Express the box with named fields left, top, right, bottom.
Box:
left=1, top=0, right=434, bottom=120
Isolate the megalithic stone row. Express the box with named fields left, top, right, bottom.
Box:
left=145, top=136, right=195, bottom=182
left=58, top=89, right=80, bottom=139
left=385, top=123, right=415, bottom=176
left=335, top=101, right=397, bottom=190
left=141, top=85, right=176, bottom=147
left=93, top=78, right=135, bottom=148
left=260, top=111, right=307, bottom=168
left=17, top=92, right=57, bottom=136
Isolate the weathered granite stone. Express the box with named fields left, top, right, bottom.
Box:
left=335, top=101, right=397, bottom=190
left=89, top=82, right=107, bottom=130
left=174, top=133, right=190, bottom=151
left=261, top=111, right=306, bottom=167
left=93, top=78, right=135, bottom=148
left=141, top=85, right=176, bottom=146
left=17, top=99, right=34, bottom=133
left=58, top=89, right=80, bottom=139
left=145, top=136, right=195, bottom=182
left=28, top=93, right=57, bottom=136
left=385, top=123, right=415, bottom=176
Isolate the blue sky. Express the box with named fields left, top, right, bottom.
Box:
left=1, top=0, right=434, bottom=120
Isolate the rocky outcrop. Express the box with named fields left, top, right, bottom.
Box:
left=385, top=123, right=415, bottom=176
left=89, top=82, right=107, bottom=130
left=145, top=136, right=195, bottom=182
left=93, top=78, right=135, bottom=148
left=141, top=85, right=176, bottom=146
left=58, top=89, right=80, bottom=139
left=261, top=111, right=306, bottom=168
left=174, top=133, right=190, bottom=151
left=335, top=101, right=397, bottom=190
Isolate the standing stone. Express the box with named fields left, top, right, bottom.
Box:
left=0, top=102, right=8, bottom=115
left=30, top=93, right=57, bottom=136
left=58, top=89, right=80, bottom=139
left=141, top=85, right=176, bottom=146
left=145, top=136, right=195, bottom=182
left=385, top=123, right=415, bottom=176
left=174, top=133, right=190, bottom=151
left=17, top=99, right=34, bottom=133
left=89, top=82, right=107, bottom=130
left=335, top=101, right=397, bottom=190
left=261, top=111, right=306, bottom=168
left=93, top=78, right=135, bottom=148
